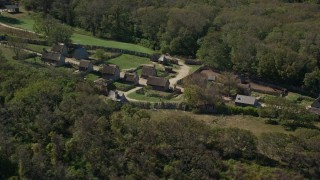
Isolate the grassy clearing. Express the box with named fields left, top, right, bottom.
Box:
left=114, top=81, right=136, bottom=92
left=285, top=92, right=314, bottom=107
left=149, top=110, right=293, bottom=136
left=72, top=34, right=154, bottom=54
left=188, top=65, right=202, bottom=74
left=0, top=12, right=35, bottom=31
left=128, top=91, right=183, bottom=103
left=0, top=46, right=15, bottom=60
left=26, top=44, right=50, bottom=53
left=0, top=11, right=155, bottom=54
left=107, top=54, right=152, bottom=70
left=85, top=73, right=100, bottom=81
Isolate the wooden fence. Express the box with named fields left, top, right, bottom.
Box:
left=130, top=101, right=188, bottom=111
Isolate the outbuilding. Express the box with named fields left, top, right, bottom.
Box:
left=235, top=94, right=258, bottom=107
left=79, top=60, right=93, bottom=72
left=147, top=76, right=170, bottom=91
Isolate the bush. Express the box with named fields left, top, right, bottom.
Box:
left=229, top=106, right=259, bottom=116
left=265, top=118, right=279, bottom=125
left=114, top=82, right=135, bottom=92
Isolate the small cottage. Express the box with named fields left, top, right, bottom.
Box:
left=79, top=60, right=93, bottom=72
left=94, top=78, right=109, bottom=95
left=124, top=72, right=139, bottom=85
left=3, top=4, right=19, bottom=13
left=147, top=76, right=170, bottom=91
left=141, top=65, right=157, bottom=78
left=158, top=55, right=168, bottom=65
left=73, top=46, right=89, bottom=60
left=51, top=43, right=68, bottom=57
left=41, top=51, right=65, bottom=66
left=101, top=64, right=120, bottom=82
left=235, top=94, right=258, bottom=107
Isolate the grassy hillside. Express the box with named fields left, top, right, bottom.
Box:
left=0, top=12, right=154, bottom=54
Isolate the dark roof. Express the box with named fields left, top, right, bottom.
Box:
left=101, top=64, right=119, bottom=75
left=41, top=51, right=61, bottom=61
left=147, top=76, right=169, bottom=87
left=235, top=95, right=257, bottom=105
left=79, top=60, right=92, bottom=68
left=158, top=55, right=167, bottom=62
left=141, top=65, right=156, bottom=76
left=51, top=43, right=66, bottom=53
left=124, top=72, right=138, bottom=82
left=5, top=5, right=19, bottom=9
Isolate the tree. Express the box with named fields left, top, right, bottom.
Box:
left=304, top=68, right=320, bottom=95
left=217, top=72, right=240, bottom=97
left=7, top=37, right=27, bottom=60
left=197, top=30, right=231, bottom=70
left=33, top=15, right=73, bottom=44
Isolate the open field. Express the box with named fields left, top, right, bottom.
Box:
left=149, top=110, right=294, bottom=136
left=107, top=54, right=152, bottom=70
left=72, top=34, right=154, bottom=54
left=0, top=11, right=155, bottom=54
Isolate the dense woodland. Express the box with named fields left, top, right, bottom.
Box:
left=19, top=0, right=320, bottom=95
left=0, top=53, right=319, bottom=179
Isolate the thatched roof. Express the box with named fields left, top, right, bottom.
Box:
left=51, top=43, right=66, bottom=53
left=147, top=76, right=169, bottom=87
left=101, top=64, right=119, bottom=75
left=79, top=60, right=91, bottom=68
left=41, top=51, right=61, bottom=61
left=124, top=72, right=138, bottom=82
left=141, top=65, right=156, bottom=77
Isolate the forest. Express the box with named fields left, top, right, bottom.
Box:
left=20, top=0, right=320, bottom=95
left=0, top=52, right=319, bottom=179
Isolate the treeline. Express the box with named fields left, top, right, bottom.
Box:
left=20, top=0, right=320, bottom=94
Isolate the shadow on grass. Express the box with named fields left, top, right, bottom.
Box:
left=0, top=16, right=24, bottom=25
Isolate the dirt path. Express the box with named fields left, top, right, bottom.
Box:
left=121, top=87, right=144, bottom=102
left=169, top=59, right=190, bottom=91
left=0, top=22, right=37, bottom=34
left=65, top=58, right=100, bottom=71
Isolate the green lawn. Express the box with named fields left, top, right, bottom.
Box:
left=85, top=73, right=100, bottom=81
left=107, top=54, right=152, bottom=70
left=26, top=44, right=50, bottom=53
left=0, top=46, right=15, bottom=60
left=285, top=92, right=314, bottom=107
left=72, top=34, right=154, bottom=54
left=0, top=11, right=155, bottom=54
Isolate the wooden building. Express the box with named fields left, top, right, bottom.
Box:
left=147, top=76, right=170, bottom=91
left=79, top=60, right=93, bottom=72
left=124, top=72, right=139, bottom=85
left=41, top=51, right=65, bottom=66
left=141, top=65, right=157, bottom=79
left=101, top=64, right=120, bottom=82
